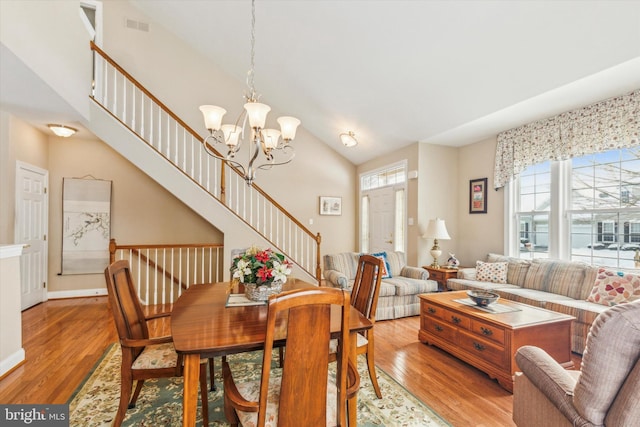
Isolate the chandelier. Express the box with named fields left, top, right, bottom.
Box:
left=199, top=0, right=300, bottom=186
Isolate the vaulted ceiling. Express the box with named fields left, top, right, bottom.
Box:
left=129, top=0, right=640, bottom=165
left=2, top=1, right=640, bottom=165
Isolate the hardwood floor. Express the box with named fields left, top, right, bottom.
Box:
left=0, top=297, right=581, bottom=426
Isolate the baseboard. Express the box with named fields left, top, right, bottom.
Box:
left=47, top=288, right=108, bottom=299
left=0, top=348, right=25, bottom=379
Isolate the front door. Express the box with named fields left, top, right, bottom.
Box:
left=15, top=161, right=48, bottom=310
left=368, top=186, right=395, bottom=254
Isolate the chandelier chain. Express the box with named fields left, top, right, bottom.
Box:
left=246, top=0, right=257, bottom=101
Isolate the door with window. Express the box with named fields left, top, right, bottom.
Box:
left=360, top=162, right=406, bottom=254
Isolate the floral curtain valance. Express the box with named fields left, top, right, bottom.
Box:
left=493, top=89, right=640, bottom=189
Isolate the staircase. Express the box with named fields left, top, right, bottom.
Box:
left=88, top=42, right=320, bottom=283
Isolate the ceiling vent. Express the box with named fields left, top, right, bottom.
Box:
left=125, top=18, right=149, bottom=32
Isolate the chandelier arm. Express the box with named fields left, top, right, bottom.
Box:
left=203, top=135, right=247, bottom=176
left=202, top=134, right=227, bottom=159
left=255, top=146, right=296, bottom=171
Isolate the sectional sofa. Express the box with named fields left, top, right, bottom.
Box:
left=323, top=251, right=439, bottom=320
left=447, top=253, right=640, bottom=354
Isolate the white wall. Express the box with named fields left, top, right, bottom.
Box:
left=418, top=143, right=459, bottom=268
left=0, top=0, right=92, bottom=119
left=455, top=136, right=504, bottom=266
left=0, top=113, right=49, bottom=245
left=0, top=245, right=24, bottom=377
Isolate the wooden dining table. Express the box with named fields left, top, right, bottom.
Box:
left=171, top=279, right=373, bottom=426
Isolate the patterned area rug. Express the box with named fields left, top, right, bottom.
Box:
left=69, top=344, right=450, bottom=426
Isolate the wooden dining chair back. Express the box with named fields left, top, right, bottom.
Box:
left=349, top=254, right=384, bottom=398
left=222, top=287, right=353, bottom=427
left=105, top=260, right=209, bottom=427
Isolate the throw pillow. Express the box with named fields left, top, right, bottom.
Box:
left=370, top=252, right=392, bottom=279
left=475, top=261, right=508, bottom=284
left=587, top=267, right=640, bottom=306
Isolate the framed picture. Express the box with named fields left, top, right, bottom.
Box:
left=319, top=196, right=342, bottom=216
left=469, top=178, right=488, bottom=214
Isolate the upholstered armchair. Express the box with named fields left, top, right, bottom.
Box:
left=513, top=300, right=640, bottom=427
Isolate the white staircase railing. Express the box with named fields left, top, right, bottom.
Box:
left=109, top=239, right=224, bottom=305
left=90, top=42, right=321, bottom=281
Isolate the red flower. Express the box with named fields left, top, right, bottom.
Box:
left=256, top=250, right=271, bottom=263
left=257, top=266, right=273, bottom=281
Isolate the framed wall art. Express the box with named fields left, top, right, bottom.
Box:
left=469, top=177, right=488, bottom=214
left=61, top=177, right=112, bottom=274
left=319, top=196, right=342, bottom=216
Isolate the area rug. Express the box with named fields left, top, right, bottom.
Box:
left=69, top=344, right=450, bottom=426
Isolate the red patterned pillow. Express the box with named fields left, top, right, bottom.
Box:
left=475, top=261, right=508, bottom=284
left=587, top=268, right=640, bottom=306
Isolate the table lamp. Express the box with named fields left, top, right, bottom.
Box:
left=424, top=218, right=451, bottom=268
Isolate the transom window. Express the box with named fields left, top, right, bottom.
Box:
left=510, top=146, right=640, bottom=268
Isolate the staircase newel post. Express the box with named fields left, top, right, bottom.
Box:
left=315, top=232, right=322, bottom=284
left=109, top=238, right=117, bottom=264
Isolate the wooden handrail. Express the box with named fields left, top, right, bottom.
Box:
left=92, top=41, right=322, bottom=281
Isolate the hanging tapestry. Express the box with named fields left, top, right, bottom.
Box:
left=61, top=177, right=112, bottom=275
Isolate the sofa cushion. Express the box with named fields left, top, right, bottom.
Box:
left=476, top=260, right=508, bottom=283
left=323, top=252, right=359, bottom=280
left=384, top=251, right=406, bottom=277
left=604, top=359, right=640, bottom=427
left=378, top=282, right=397, bottom=298
left=523, top=259, right=598, bottom=300
left=371, top=252, right=392, bottom=278
left=383, top=276, right=438, bottom=296
left=447, top=278, right=519, bottom=292
left=587, top=267, right=640, bottom=306
left=573, top=301, right=640, bottom=425
left=493, top=287, right=574, bottom=308
left=487, top=253, right=531, bottom=287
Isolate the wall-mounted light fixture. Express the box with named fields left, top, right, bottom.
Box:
left=48, top=124, right=77, bottom=138
left=340, top=131, right=358, bottom=147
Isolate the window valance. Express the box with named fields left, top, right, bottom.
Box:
left=493, top=89, right=639, bottom=189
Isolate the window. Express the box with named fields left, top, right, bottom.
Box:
left=509, top=147, right=640, bottom=268
left=516, top=161, right=550, bottom=259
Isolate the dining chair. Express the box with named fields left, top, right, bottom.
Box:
left=104, top=260, right=210, bottom=427
left=330, top=254, right=384, bottom=399
left=222, top=287, right=358, bottom=426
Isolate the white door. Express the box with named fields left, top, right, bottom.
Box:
left=368, top=187, right=395, bottom=253
left=15, top=162, right=48, bottom=310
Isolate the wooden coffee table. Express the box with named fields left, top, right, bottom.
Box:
left=418, top=291, right=574, bottom=391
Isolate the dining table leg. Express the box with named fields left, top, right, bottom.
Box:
left=348, top=331, right=358, bottom=427
left=182, top=353, right=201, bottom=427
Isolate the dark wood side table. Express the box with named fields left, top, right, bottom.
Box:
left=422, top=266, right=459, bottom=291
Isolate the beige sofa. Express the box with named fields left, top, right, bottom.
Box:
left=513, top=300, right=640, bottom=427
left=323, top=251, right=439, bottom=320
left=447, top=254, right=639, bottom=354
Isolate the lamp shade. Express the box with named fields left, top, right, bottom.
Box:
left=221, top=124, right=241, bottom=146
left=277, top=116, right=301, bottom=141
left=244, top=102, right=271, bottom=129
left=261, top=129, right=281, bottom=149
left=48, top=124, right=77, bottom=138
left=340, top=131, right=358, bottom=147
left=199, top=105, right=227, bottom=131
left=424, top=218, right=451, bottom=240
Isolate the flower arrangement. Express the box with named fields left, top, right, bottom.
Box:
left=231, top=246, right=292, bottom=287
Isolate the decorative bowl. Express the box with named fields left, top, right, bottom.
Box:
left=467, top=290, right=500, bottom=307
